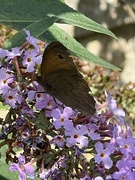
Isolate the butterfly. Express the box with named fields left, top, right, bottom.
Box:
left=40, top=42, right=95, bottom=116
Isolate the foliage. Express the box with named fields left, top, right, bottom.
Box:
left=0, top=0, right=119, bottom=70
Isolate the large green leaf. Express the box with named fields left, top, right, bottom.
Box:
left=4, top=22, right=119, bottom=70
left=4, top=16, right=58, bottom=48
left=1, top=0, right=119, bottom=70
left=41, top=25, right=120, bottom=70
left=0, top=0, right=116, bottom=39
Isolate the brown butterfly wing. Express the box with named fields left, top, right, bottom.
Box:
left=43, top=69, right=95, bottom=116
left=40, top=41, right=95, bottom=116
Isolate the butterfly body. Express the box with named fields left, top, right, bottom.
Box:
left=40, top=42, right=95, bottom=116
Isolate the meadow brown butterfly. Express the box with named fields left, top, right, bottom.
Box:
left=40, top=42, right=95, bottom=116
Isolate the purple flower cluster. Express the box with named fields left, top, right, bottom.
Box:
left=9, top=156, right=34, bottom=180
left=0, top=30, right=135, bottom=180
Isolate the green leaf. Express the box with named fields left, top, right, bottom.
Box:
left=1, top=0, right=119, bottom=70
left=41, top=25, right=120, bottom=70
left=60, top=0, right=65, bottom=2
left=57, top=14, right=116, bottom=39
left=4, top=16, right=58, bottom=49
left=0, top=0, right=116, bottom=39
left=3, top=21, right=119, bottom=70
